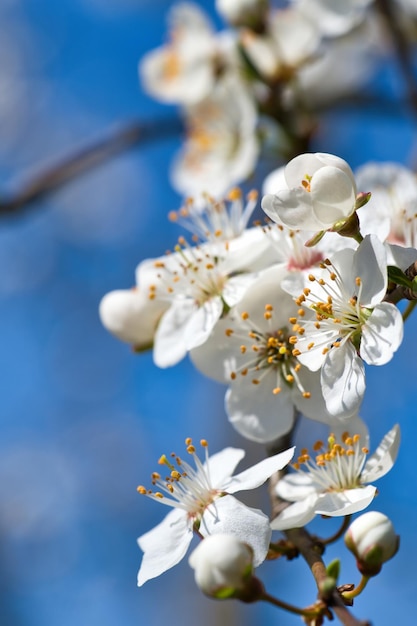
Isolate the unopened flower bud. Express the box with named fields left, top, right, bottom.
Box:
left=189, top=534, right=256, bottom=599
left=99, top=288, right=168, bottom=351
left=344, top=511, right=399, bottom=576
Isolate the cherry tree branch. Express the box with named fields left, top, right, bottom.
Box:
left=0, top=117, right=182, bottom=216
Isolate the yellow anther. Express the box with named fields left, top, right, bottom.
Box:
left=362, top=447, right=369, bottom=454
left=252, top=379, right=260, bottom=385
left=240, top=345, right=247, bottom=354
left=289, top=336, right=298, bottom=344
left=168, top=210, right=178, bottom=222
left=289, top=317, right=297, bottom=324
left=279, top=346, right=287, bottom=355
left=313, top=441, right=323, bottom=451
left=227, top=187, right=242, bottom=201
left=137, top=485, right=147, bottom=494
left=308, top=274, right=316, bottom=282
left=355, top=276, right=362, bottom=286
left=265, top=304, right=273, bottom=311
left=171, top=470, right=181, bottom=480
left=200, top=439, right=208, bottom=447
left=230, top=372, right=237, bottom=380
left=154, top=492, right=164, bottom=499
left=225, top=328, right=234, bottom=337
left=241, top=311, right=249, bottom=320
left=185, top=437, right=192, bottom=445
left=273, top=387, right=281, bottom=395
left=286, top=374, right=294, bottom=383
left=247, top=189, right=258, bottom=201
left=187, top=445, right=196, bottom=454
left=302, top=391, right=311, bottom=398
left=241, top=368, right=248, bottom=376
left=264, top=312, right=272, bottom=320
left=151, top=472, right=161, bottom=480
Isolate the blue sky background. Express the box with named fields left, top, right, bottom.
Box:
left=0, top=2, right=416, bottom=626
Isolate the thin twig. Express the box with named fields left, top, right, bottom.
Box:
left=0, top=116, right=182, bottom=216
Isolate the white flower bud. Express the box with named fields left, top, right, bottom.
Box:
left=189, top=534, right=254, bottom=598
left=99, top=288, right=168, bottom=350
left=344, top=511, right=399, bottom=576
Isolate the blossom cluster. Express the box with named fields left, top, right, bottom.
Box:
left=99, top=149, right=416, bottom=588
left=137, top=0, right=416, bottom=199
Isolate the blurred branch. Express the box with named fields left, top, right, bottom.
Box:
left=0, top=116, right=182, bottom=217
left=375, top=0, right=417, bottom=115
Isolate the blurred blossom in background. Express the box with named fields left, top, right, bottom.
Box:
left=0, top=2, right=417, bottom=626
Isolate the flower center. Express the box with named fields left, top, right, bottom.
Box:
left=226, top=305, right=311, bottom=398
left=291, top=258, right=372, bottom=355
left=293, top=432, right=370, bottom=492
left=137, top=438, right=218, bottom=519
left=148, top=238, right=228, bottom=307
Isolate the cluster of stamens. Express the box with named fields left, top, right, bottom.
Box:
left=293, top=432, right=370, bottom=492
left=290, top=258, right=370, bottom=356
left=168, top=188, right=258, bottom=243
left=146, top=237, right=228, bottom=307
left=137, top=438, right=218, bottom=518
left=225, top=305, right=311, bottom=398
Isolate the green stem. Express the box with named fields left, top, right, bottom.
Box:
left=403, top=300, right=417, bottom=322
left=342, top=575, right=370, bottom=600
left=260, top=591, right=320, bottom=618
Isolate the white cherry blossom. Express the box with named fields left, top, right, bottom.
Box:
left=271, top=419, right=400, bottom=530
left=137, top=438, right=294, bottom=585
left=291, top=0, right=372, bottom=37
left=262, top=152, right=357, bottom=234
left=191, top=265, right=352, bottom=443
left=139, top=3, right=231, bottom=106
left=290, top=235, right=403, bottom=417
left=240, top=7, right=320, bottom=81
left=355, top=161, right=417, bottom=247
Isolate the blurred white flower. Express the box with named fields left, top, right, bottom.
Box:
left=137, top=438, right=294, bottom=585
left=271, top=419, right=400, bottom=530
left=139, top=3, right=232, bottom=106
left=240, top=7, right=320, bottom=81
left=291, top=0, right=372, bottom=37
left=171, top=75, right=259, bottom=199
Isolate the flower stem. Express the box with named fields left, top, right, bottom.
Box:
left=342, top=575, right=370, bottom=600
left=402, top=300, right=417, bottom=322
left=319, top=515, right=352, bottom=546
left=260, top=591, right=320, bottom=618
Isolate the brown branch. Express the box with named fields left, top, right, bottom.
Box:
left=267, top=430, right=371, bottom=626
left=375, top=0, right=417, bottom=116
left=0, top=116, right=182, bottom=216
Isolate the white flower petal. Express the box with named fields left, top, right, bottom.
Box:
left=270, top=493, right=319, bottom=530
left=353, top=234, right=387, bottom=305
left=200, top=495, right=271, bottom=566
left=153, top=301, right=196, bottom=367
left=361, top=303, right=403, bottom=366
left=207, top=447, right=246, bottom=487
left=226, top=377, right=296, bottom=443
left=314, top=485, right=376, bottom=517
left=137, top=508, right=192, bottom=586
left=361, top=424, right=401, bottom=483
left=311, top=166, right=356, bottom=226
left=321, top=343, right=365, bottom=417
left=225, top=447, right=295, bottom=494
left=276, top=472, right=316, bottom=502
left=262, top=189, right=321, bottom=230
left=184, top=297, right=223, bottom=351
